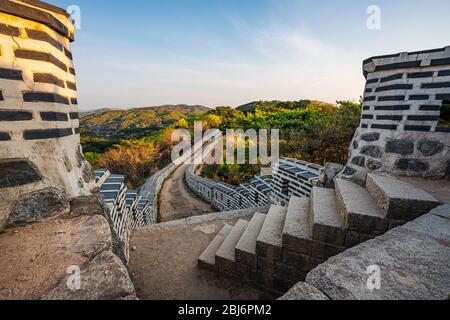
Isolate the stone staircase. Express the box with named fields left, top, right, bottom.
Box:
left=198, top=173, right=441, bottom=295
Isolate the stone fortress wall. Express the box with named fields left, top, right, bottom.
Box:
left=93, top=129, right=223, bottom=261
left=344, top=46, right=450, bottom=184
left=186, top=143, right=323, bottom=211
left=0, top=0, right=94, bottom=231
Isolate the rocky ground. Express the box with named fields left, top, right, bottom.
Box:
left=159, top=164, right=215, bottom=222
left=0, top=195, right=136, bottom=300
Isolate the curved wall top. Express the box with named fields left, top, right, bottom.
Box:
left=344, top=46, right=450, bottom=183
left=0, top=0, right=94, bottom=229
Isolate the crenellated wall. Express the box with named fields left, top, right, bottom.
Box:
left=344, top=46, right=450, bottom=184
left=0, top=1, right=94, bottom=230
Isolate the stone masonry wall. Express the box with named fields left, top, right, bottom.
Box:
left=344, top=46, right=450, bottom=184
left=0, top=1, right=94, bottom=231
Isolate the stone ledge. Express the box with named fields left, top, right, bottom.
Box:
left=304, top=206, right=450, bottom=300
left=0, top=214, right=112, bottom=300
left=43, top=251, right=136, bottom=300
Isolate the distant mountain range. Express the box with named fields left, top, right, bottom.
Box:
left=80, top=105, right=211, bottom=139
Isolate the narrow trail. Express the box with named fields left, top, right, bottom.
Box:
left=130, top=164, right=272, bottom=300
left=159, top=164, right=215, bottom=222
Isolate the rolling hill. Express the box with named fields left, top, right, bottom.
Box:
left=80, top=105, right=211, bottom=139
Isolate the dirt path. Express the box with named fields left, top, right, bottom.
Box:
left=129, top=213, right=274, bottom=300
left=159, top=165, right=215, bottom=222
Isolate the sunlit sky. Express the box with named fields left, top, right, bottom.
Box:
left=50, top=0, right=450, bottom=111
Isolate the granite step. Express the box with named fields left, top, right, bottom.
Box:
left=198, top=224, right=233, bottom=271
left=282, top=196, right=313, bottom=256
left=366, top=174, right=441, bottom=221
left=235, top=213, right=267, bottom=269
left=256, top=205, right=287, bottom=260
left=215, top=219, right=249, bottom=274
left=335, top=178, right=388, bottom=236
left=311, top=187, right=346, bottom=246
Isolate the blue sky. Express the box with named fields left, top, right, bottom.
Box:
left=50, top=0, right=450, bottom=111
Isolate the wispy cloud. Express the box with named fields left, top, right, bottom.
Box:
left=77, top=8, right=366, bottom=110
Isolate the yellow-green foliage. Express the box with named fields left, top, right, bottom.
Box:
left=196, top=100, right=361, bottom=185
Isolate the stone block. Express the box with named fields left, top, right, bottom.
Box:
left=278, top=282, right=329, bottom=300
left=282, top=196, right=313, bottom=255
left=43, top=251, right=135, bottom=300
left=361, top=145, right=384, bottom=159
left=311, top=241, right=346, bottom=260
left=417, top=139, right=445, bottom=157
left=385, top=139, right=414, bottom=155
left=344, top=231, right=374, bottom=248
left=306, top=226, right=450, bottom=300
left=7, top=188, right=70, bottom=227
left=366, top=174, right=440, bottom=220
left=0, top=160, right=41, bottom=189
left=256, top=206, right=286, bottom=260
left=282, top=250, right=321, bottom=272
left=361, top=132, right=380, bottom=142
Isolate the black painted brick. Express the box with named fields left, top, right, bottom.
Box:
left=408, top=95, right=429, bottom=100
left=375, top=105, right=410, bottom=111
left=436, top=94, right=450, bottom=101
left=362, top=114, right=373, bottom=120
left=371, top=124, right=398, bottom=130
left=0, top=91, right=3, bottom=101
left=0, top=68, right=23, bottom=81
left=365, top=88, right=373, bottom=93
left=74, top=127, right=80, bottom=134
left=408, top=71, right=434, bottom=79
left=69, top=112, right=79, bottom=119
left=375, top=61, right=421, bottom=72
left=380, top=73, right=403, bottom=83
left=66, top=81, right=77, bottom=91
left=0, top=22, right=20, bottom=36
left=23, top=128, right=73, bottom=140
left=422, top=82, right=450, bottom=89
left=33, top=73, right=65, bottom=88
left=40, top=112, right=68, bottom=122
left=0, top=111, right=33, bottom=121
left=70, top=98, right=78, bottom=105
left=436, top=127, right=450, bottom=132
left=364, top=96, right=376, bottom=102
left=15, top=49, right=67, bottom=72
left=363, top=106, right=371, bottom=111
left=408, top=47, right=446, bottom=56
left=0, top=160, right=42, bottom=188
left=361, top=124, right=369, bottom=129
left=404, top=125, right=431, bottom=132
left=420, top=105, right=441, bottom=111
left=26, top=29, right=63, bottom=51
left=431, top=58, right=450, bottom=67
left=377, top=115, right=403, bottom=121
left=407, top=115, right=439, bottom=121
left=23, top=92, right=69, bottom=105
left=438, top=70, right=450, bottom=77
left=64, top=47, right=73, bottom=60
left=366, top=78, right=379, bottom=84
left=376, top=84, right=413, bottom=92
left=363, top=53, right=399, bottom=65
left=69, top=67, right=76, bottom=75
left=0, top=132, right=11, bottom=141
left=378, top=95, right=405, bottom=102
